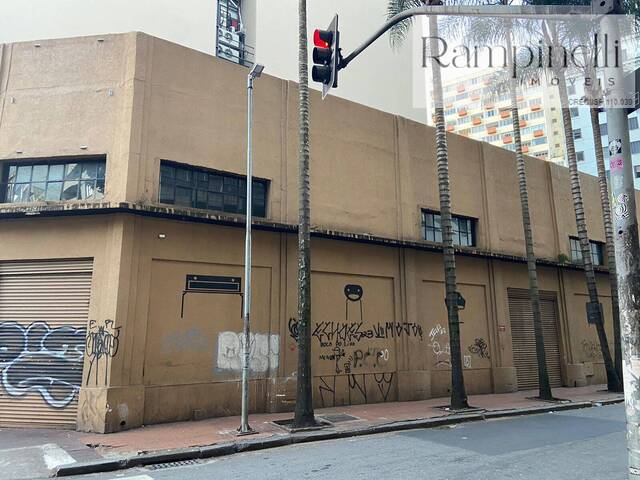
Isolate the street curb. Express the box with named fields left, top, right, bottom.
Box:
left=53, top=398, right=624, bottom=477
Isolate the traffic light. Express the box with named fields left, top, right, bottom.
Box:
left=312, top=14, right=340, bottom=99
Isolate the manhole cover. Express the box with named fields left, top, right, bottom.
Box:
left=147, top=459, right=200, bottom=470
left=319, top=413, right=360, bottom=423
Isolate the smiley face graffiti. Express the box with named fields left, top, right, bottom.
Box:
left=344, top=284, right=363, bottom=302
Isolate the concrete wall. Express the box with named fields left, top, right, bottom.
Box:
left=0, top=33, right=622, bottom=432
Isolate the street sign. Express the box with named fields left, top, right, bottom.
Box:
left=586, top=301, right=603, bottom=325
left=185, top=274, right=241, bottom=294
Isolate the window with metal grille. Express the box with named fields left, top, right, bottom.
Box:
left=422, top=210, right=476, bottom=247
left=159, top=161, right=268, bottom=217
left=570, top=237, right=605, bottom=266
left=1, top=157, right=105, bottom=203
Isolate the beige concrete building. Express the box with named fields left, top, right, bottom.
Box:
left=0, top=33, right=625, bottom=433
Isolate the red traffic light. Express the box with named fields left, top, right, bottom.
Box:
left=314, top=29, right=332, bottom=48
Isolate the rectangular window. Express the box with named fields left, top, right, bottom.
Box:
left=159, top=161, right=268, bottom=217
left=570, top=237, right=605, bottom=266
left=573, top=129, right=582, bottom=140
left=1, top=157, right=105, bottom=203
left=635, top=165, right=640, bottom=179
left=576, top=151, right=585, bottom=162
left=570, top=107, right=579, bottom=117
left=632, top=141, right=640, bottom=154
left=630, top=117, right=639, bottom=130
left=422, top=210, right=476, bottom=247
left=600, top=123, right=608, bottom=136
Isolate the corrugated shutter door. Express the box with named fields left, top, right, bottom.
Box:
left=0, top=259, right=92, bottom=428
left=508, top=289, right=563, bottom=390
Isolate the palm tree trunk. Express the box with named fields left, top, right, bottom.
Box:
left=556, top=71, right=622, bottom=392
left=589, top=106, right=623, bottom=384
left=293, top=0, right=315, bottom=428
left=429, top=13, right=468, bottom=410
left=506, top=29, right=553, bottom=400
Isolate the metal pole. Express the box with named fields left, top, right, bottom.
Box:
left=601, top=6, right=640, bottom=478
left=239, top=63, right=263, bottom=434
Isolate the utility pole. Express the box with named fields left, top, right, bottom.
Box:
left=599, top=0, right=640, bottom=476
left=239, top=62, right=264, bottom=435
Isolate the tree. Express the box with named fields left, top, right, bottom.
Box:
left=293, top=0, right=316, bottom=428
left=388, top=0, right=469, bottom=409
left=529, top=10, right=622, bottom=391
left=586, top=70, right=623, bottom=383
left=441, top=3, right=554, bottom=399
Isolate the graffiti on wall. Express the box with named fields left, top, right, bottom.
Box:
left=85, top=319, right=121, bottom=386
left=289, top=284, right=423, bottom=378
left=0, top=321, right=86, bottom=408
left=428, top=324, right=451, bottom=366
left=467, top=338, right=490, bottom=360
left=581, top=340, right=602, bottom=360
left=216, top=331, right=279, bottom=374
left=317, top=372, right=396, bottom=408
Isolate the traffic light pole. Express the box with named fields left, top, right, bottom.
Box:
left=337, top=4, right=591, bottom=72
left=601, top=4, right=640, bottom=476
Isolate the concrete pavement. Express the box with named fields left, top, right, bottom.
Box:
left=0, top=384, right=623, bottom=479
left=68, top=403, right=629, bottom=480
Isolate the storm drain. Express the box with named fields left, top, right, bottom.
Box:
left=318, top=413, right=360, bottom=423
left=147, top=459, right=201, bottom=470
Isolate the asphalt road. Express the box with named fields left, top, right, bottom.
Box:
left=74, top=404, right=628, bottom=480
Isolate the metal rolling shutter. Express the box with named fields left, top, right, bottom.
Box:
left=508, top=289, right=563, bottom=390
left=0, top=259, right=92, bottom=428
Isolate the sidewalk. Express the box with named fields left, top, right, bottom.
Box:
left=78, top=384, right=622, bottom=458
left=0, top=384, right=624, bottom=479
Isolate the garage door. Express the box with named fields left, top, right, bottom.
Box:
left=508, top=288, right=563, bottom=390
left=0, top=259, right=93, bottom=428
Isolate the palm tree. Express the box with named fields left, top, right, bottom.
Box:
left=293, top=0, right=315, bottom=428
left=388, top=0, right=469, bottom=409
left=585, top=73, right=623, bottom=383
left=531, top=12, right=622, bottom=391
left=504, top=20, right=554, bottom=400
left=573, top=0, right=640, bottom=390
left=441, top=5, right=554, bottom=399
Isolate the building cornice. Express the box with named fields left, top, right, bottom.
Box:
left=0, top=201, right=608, bottom=274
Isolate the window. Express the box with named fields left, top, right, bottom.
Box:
left=632, top=141, right=640, bottom=155
left=576, top=151, right=585, bottom=162
left=600, top=123, right=608, bottom=136
left=159, top=161, right=268, bottom=217
left=2, top=157, right=105, bottom=203
left=635, top=165, right=640, bottom=179
left=570, top=237, right=605, bottom=266
left=573, top=129, right=582, bottom=140
left=630, top=117, right=639, bottom=130
left=422, top=210, right=476, bottom=247
left=570, top=107, right=579, bottom=117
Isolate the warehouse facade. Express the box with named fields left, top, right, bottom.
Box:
left=0, top=33, right=624, bottom=432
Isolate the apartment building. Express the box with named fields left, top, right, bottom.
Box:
left=440, top=70, right=568, bottom=166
